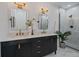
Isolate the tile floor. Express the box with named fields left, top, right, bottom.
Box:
left=45, top=40, right=79, bottom=57
left=45, top=46, right=79, bottom=57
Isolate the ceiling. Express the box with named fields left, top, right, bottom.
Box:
left=53, top=2, right=79, bottom=10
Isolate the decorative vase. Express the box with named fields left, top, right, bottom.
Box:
left=60, top=42, right=66, bottom=48
left=28, top=26, right=32, bottom=35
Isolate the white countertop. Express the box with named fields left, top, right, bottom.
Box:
left=0, top=33, right=57, bottom=42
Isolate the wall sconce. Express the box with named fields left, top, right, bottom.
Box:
left=40, top=7, right=48, bottom=14
left=14, top=2, right=27, bottom=9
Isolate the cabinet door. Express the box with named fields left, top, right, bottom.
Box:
left=52, top=36, right=57, bottom=50
left=48, top=36, right=57, bottom=53
left=1, top=44, right=17, bottom=57
left=40, top=37, right=49, bottom=56
left=48, top=37, right=54, bottom=53
left=16, top=43, right=32, bottom=57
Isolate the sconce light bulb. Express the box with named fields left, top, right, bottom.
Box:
left=41, top=8, right=43, bottom=10
left=40, top=7, right=48, bottom=14
left=14, top=2, right=27, bottom=9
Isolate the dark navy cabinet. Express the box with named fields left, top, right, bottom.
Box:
left=1, top=35, right=57, bottom=57
left=16, top=42, right=32, bottom=57
left=1, top=41, right=17, bottom=57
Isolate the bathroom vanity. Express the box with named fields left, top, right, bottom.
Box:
left=1, top=34, right=57, bottom=57
left=0, top=7, right=58, bottom=57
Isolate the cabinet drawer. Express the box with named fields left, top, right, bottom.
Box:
left=1, top=41, right=17, bottom=47
left=32, top=39, right=41, bottom=46
left=31, top=38, right=41, bottom=42
left=1, top=39, right=31, bottom=47
left=32, top=42, right=41, bottom=46
left=32, top=45, right=41, bottom=50
left=52, top=35, right=57, bottom=39
left=32, top=50, right=41, bottom=57
left=16, top=39, right=31, bottom=44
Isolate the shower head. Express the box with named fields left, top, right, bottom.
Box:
left=69, top=15, right=72, bottom=18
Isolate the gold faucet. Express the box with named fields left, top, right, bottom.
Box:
left=16, top=29, right=24, bottom=36
left=19, top=29, right=21, bottom=35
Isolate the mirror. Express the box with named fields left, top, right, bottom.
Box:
left=9, top=9, right=27, bottom=31
left=38, top=13, right=48, bottom=33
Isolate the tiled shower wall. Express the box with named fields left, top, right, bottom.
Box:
left=60, top=5, right=79, bottom=50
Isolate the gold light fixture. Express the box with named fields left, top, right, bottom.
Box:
left=14, top=2, right=27, bottom=9
left=40, top=7, right=48, bottom=14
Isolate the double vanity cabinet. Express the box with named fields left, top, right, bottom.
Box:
left=1, top=34, right=57, bottom=57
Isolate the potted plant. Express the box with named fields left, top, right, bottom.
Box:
left=56, top=31, right=71, bottom=48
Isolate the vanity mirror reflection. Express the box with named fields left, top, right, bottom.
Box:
left=9, top=9, right=27, bottom=31
left=38, top=8, right=48, bottom=33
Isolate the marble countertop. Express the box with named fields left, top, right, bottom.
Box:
left=0, top=33, right=57, bottom=42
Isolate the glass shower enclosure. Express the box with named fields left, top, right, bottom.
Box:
left=60, top=6, right=79, bottom=50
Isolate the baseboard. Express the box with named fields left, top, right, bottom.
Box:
left=66, top=45, right=79, bottom=51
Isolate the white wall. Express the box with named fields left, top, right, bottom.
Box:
left=60, top=8, right=68, bottom=32
left=8, top=2, right=59, bottom=34
left=27, top=2, right=59, bottom=33
left=0, top=3, right=9, bottom=57
left=0, top=43, right=1, bottom=57
left=0, top=3, right=9, bottom=42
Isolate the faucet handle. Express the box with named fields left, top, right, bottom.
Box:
left=22, top=32, right=24, bottom=35
left=16, top=32, right=18, bottom=36
left=19, top=29, right=21, bottom=35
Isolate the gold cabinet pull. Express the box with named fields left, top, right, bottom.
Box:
left=37, top=46, right=40, bottom=48
left=37, top=51, right=41, bottom=53
left=38, top=40, right=40, bottom=42
left=18, top=43, right=21, bottom=49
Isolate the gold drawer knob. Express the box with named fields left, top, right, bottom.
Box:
left=37, top=40, right=40, bottom=42
left=18, top=43, right=21, bottom=49
left=37, top=51, right=40, bottom=53
left=37, top=46, right=40, bottom=48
